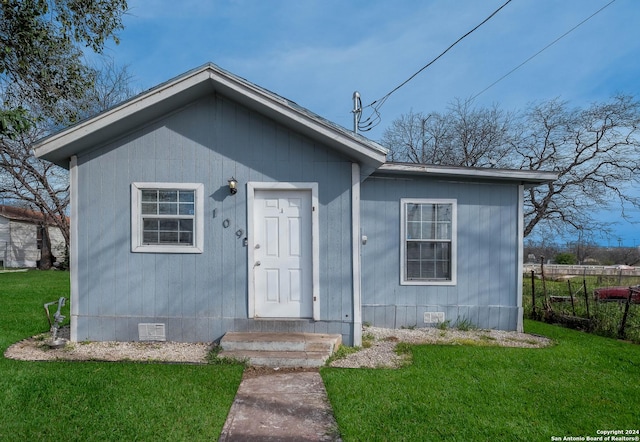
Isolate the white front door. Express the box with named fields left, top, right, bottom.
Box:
left=252, top=189, right=313, bottom=318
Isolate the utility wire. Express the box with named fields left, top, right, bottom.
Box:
left=358, top=0, right=513, bottom=132
left=471, top=0, right=617, bottom=101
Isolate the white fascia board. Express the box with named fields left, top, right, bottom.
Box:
left=377, top=163, right=557, bottom=186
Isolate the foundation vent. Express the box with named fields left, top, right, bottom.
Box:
left=424, top=312, right=445, bottom=325
left=138, top=323, right=166, bottom=341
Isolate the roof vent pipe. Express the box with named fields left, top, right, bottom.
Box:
left=352, top=91, right=361, bottom=135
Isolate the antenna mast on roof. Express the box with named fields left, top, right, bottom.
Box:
left=352, top=91, right=361, bottom=134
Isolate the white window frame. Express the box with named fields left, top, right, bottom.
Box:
left=400, top=198, right=457, bottom=286
left=131, top=182, right=204, bottom=254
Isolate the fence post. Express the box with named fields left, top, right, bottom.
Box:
left=567, top=280, right=576, bottom=316
left=540, top=256, right=549, bottom=310
left=583, top=270, right=590, bottom=319
left=618, top=288, right=633, bottom=339
left=531, top=270, right=536, bottom=318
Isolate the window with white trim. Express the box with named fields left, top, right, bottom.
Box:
left=400, top=199, right=456, bottom=285
left=131, top=183, right=204, bottom=253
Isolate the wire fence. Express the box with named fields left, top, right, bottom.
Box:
left=524, top=262, right=640, bottom=343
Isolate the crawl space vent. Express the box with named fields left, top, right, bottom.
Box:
left=424, top=312, right=445, bottom=325
left=138, top=323, right=166, bottom=341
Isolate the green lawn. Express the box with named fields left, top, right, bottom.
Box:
left=321, top=320, right=640, bottom=441
left=0, top=270, right=243, bottom=441
left=4, top=271, right=640, bottom=441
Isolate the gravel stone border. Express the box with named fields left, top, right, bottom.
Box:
left=328, top=326, right=553, bottom=369
left=4, top=325, right=552, bottom=368
left=4, top=327, right=213, bottom=364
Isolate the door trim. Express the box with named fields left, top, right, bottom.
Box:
left=247, top=182, right=320, bottom=320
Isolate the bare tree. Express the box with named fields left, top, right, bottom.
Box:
left=0, top=61, right=136, bottom=268
left=83, top=58, right=138, bottom=118
left=382, top=96, right=640, bottom=239
left=382, top=99, right=516, bottom=167
left=597, top=247, right=640, bottom=266
left=517, top=96, right=640, bottom=238
left=0, top=130, right=69, bottom=268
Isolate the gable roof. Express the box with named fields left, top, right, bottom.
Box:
left=34, top=63, right=388, bottom=171
left=33, top=63, right=556, bottom=188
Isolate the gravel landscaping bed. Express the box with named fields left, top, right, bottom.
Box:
left=4, top=326, right=213, bottom=364
left=328, top=326, right=553, bottom=368
left=5, top=325, right=552, bottom=368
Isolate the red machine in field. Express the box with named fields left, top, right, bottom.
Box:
left=594, top=285, right=640, bottom=303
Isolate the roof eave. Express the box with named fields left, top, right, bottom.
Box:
left=34, top=63, right=387, bottom=170
left=376, top=163, right=558, bottom=187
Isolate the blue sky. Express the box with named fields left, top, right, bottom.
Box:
left=101, top=0, right=640, bottom=246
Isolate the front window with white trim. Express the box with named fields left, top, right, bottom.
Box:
left=401, top=199, right=456, bottom=285
left=131, top=183, right=204, bottom=253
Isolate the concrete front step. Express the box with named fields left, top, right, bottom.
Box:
left=218, top=332, right=342, bottom=367
left=217, top=350, right=331, bottom=367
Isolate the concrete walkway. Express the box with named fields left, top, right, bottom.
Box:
left=219, top=371, right=342, bottom=441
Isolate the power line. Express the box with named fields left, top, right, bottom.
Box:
left=471, top=0, right=616, bottom=101
left=358, top=0, right=513, bottom=132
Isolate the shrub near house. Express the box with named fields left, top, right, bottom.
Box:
left=554, top=253, right=577, bottom=265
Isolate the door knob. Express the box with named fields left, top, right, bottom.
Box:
left=255, top=261, right=261, bottom=266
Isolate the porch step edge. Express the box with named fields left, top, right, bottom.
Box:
left=217, top=350, right=331, bottom=367
left=220, top=332, right=342, bottom=352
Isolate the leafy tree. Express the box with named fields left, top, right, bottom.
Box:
left=382, top=96, right=640, bottom=239
left=0, top=1, right=128, bottom=268
left=0, top=108, right=30, bottom=139
left=0, top=0, right=128, bottom=134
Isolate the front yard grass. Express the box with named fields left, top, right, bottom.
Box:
left=322, top=320, right=640, bottom=441
left=0, top=270, right=243, bottom=441
left=4, top=271, right=640, bottom=440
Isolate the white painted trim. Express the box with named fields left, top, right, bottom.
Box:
left=69, top=156, right=79, bottom=342
left=351, top=163, right=362, bottom=346
left=517, top=184, right=525, bottom=332
left=378, top=163, right=557, bottom=186
left=247, top=186, right=256, bottom=319
left=130, top=182, right=204, bottom=253
left=247, top=182, right=320, bottom=320
left=400, top=198, right=457, bottom=286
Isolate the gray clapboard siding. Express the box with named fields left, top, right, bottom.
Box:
left=360, top=174, right=521, bottom=331
left=74, top=93, right=356, bottom=343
